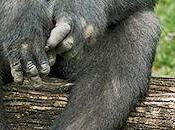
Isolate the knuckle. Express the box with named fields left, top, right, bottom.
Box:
left=56, top=36, right=74, bottom=54
left=26, top=61, right=38, bottom=76
left=40, top=64, right=50, bottom=75
left=10, top=62, right=23, bottom=83
left=62, top=37, right=74, bottom=50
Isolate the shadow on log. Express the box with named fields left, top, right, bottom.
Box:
left=2, top=77, right=175, bottom=130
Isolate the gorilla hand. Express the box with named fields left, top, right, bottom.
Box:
left=0, top=0, right=53, bottom=85
left=3, top=37, right=51, bottom=85
left=45, top=14, right=95, bottom=65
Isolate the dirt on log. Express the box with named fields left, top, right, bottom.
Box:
left=2, top=77, right=175, bottom=130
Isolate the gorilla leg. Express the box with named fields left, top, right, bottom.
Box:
left=52, top=9, right=161, bottom=130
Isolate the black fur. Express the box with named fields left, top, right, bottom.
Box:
left=51, top=0, right=161, bottom=130
left=0, top=0, right=161, bottom=130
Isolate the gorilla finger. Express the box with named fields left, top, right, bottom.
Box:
left=21, top=43, right=37, bottom=76
left=56, top=36, right=74, bottom=54
left=10, top=61, right=23, bottom=84
left=25, top=61, right=39, bottom=76
left=47, top=49, right=57, bottom=66
left=46, top=22, right=71, bottom=50
left=32, top=45, right=51, bottom=76
left=7, top=49, right=23, bottom=83
left=25, top=61, right=42, bottom=84
left=20, top=43, right=42, bottom=83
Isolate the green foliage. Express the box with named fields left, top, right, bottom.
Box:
left=153, top=0, right=175, bottom=76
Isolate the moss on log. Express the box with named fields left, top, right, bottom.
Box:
left=2, top=77, right=175, bottom=130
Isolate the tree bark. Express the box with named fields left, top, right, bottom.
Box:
left=2, top=77, right=175, bottom=130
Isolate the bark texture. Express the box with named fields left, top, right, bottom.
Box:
left=2, top=77, right=175, bottom=130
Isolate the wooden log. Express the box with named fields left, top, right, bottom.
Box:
left=125, top=77, right=175, bottom=130
left=2, top=77, right=175, bottom=130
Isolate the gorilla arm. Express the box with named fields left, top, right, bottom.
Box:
left=46, top=0, right=157, bottom=61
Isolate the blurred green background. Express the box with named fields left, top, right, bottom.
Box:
left=153, top=0, right=175, bottom=77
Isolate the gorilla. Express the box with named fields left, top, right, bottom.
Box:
left=0, top=0, right=161, bottom=130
